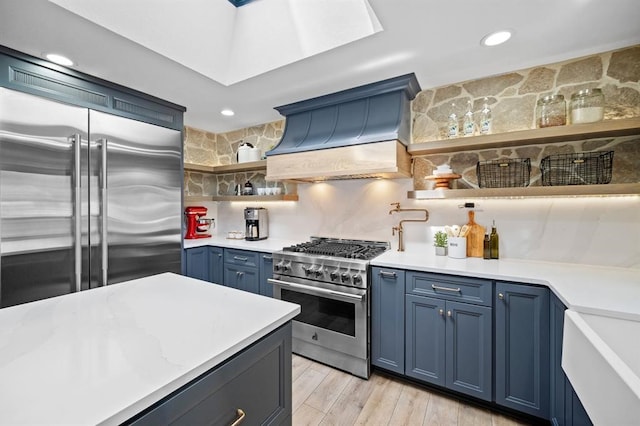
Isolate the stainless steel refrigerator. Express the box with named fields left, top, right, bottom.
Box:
left=0, top=87, right=182, bottom=307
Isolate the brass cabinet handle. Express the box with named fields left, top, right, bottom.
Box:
left=498, top=293, right=504, bottom=300
left=447, top=310, right=452, bottom=317
left=439, top=309, right=444, bottom=316
left=432, top=284, right=461, bottom=293
left=233, top=256, right=248, bottom=261
left=263, top=255, right=272, bottom=260
left=236, top=271, right=244, bottom=277
left=230, top=408, right=246, bottom=426
left=379, top=270, right=397, bottom=278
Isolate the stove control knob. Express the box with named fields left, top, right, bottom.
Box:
left=352, top=274, right=363, bottom=285
left=273, top=262, right=283, bottom=272
left=330, top=271, right=339, bottom=281
left=341, top=273, right=350, bottom=283
left=282, top=263, right=291, bottom=273
left=314, top=267, right=324, bottom=278
left=302, top=266, right=313, bottom=276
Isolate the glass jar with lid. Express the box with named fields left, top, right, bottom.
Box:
left=536, top=95, right=566, bottom=128
left=570, top=88, right=604, bottom=124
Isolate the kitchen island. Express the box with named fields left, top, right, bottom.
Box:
left=0, top=272, right=300, bottom=425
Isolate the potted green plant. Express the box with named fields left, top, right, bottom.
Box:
left=434, top=231, right=448, bottom=256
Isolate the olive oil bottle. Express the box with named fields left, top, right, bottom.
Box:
left=490, top=220, right=499, bottom=259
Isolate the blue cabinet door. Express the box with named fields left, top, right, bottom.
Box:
left=405, top=294, right=446, bottom=386
left=371, top=267, right=406, bottom=374
left=446, top=300, right=492, bottom=402
left=495, top=281, right=550, bottom=419
left=224, top=264, right=260, bottom=294
left=550, top=292, right=593, bottom=426
left=550, top=292, right=567, bottom=426
left=208, top=247, right=224, bottom=285
left=184, top=247, right=209, bottom=281
left=259, top=253, right=273, bottom=297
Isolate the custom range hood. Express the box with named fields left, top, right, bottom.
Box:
left=266, top=73, right=421, bottom=181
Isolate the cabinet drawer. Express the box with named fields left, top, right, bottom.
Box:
left=127, top=323, right=292, bottom=425
left=406, top=271, right=492, bottom=306
left=224, top=248, right=260, bottom=268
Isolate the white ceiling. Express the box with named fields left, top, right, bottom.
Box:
left=1, top=0, right=639, bottom=134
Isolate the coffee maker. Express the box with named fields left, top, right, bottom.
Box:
left=244, top=207, right=268, bottom=241
left=184, top=206, right=213, bottom=239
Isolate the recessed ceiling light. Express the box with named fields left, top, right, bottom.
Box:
left=481, top=30, right=512, bottom=47
left=45, top=53, right=74, bottom=67
left=220, top=109, right=235, bottom=116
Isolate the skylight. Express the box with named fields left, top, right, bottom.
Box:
left=49, top=0, right=383, bottom=86
left=227, top=0, right=255, bottom=6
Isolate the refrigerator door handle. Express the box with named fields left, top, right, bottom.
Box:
left=98, top=138, right=108, bottom=286
left=72, top=134, right=82, bottom=292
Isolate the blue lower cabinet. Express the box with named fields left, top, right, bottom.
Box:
left=224, top=264, right=260, bottom=294
left=126, top=322, right=292, bottom=425
left=371, top=267, right=406, bottom=374
left=184, top=247, right=210, bottom=281
left=208, top=247, right=224, bottom=285
left=259, top=253, right=273, bottom=297
left=550, top=292, right=593, bottom=426
left=405, top=294, right=492, bottom=402
left=495, top=281, right=550, bottom=419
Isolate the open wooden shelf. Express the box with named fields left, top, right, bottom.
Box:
left=408, top=183, right=640, bottom=199
left=184, top=161, right=299, bottom=202
left=184, top=160, right=267, bottom=174
left=408, top=117, right=640, bottom=156
left=185, top=194, right=299, bottom=203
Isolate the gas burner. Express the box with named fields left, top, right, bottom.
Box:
left=282, top=237, right=389, bottom=261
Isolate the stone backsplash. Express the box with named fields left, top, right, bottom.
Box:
left=184, top=121, right=289, bottom=196
left=184, top=44, right=639, bottom=196
left=411, top=45, right=640, bottom=142
left=413, top=135, right=640, bottom=190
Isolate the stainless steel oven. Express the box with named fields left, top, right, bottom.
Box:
left=269, top=237, right=389, bottom=379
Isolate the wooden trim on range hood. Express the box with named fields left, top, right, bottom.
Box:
left=266, top=140, right=412, bottom=182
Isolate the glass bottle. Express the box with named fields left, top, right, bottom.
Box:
left=483, top=234, right=491, bottom=259
left=479, top=98, right=492, bottom=134
left=447, top=103, right=459, bottom=138
left=570, top=88, right=604, bottom=124
left=490, top=220, right=499, bottom=259
left=463, top=101, right=475, bottom=137
left=536, top=95, right=566, bottom=128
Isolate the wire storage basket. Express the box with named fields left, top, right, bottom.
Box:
left=540, top=151, right=614, bottom=186
left=476, top=158, right=531, bottom=188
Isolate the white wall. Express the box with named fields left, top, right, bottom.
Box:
left=213, top=179, right=640, bottom=269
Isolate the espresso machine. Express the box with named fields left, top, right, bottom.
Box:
left=244, top=207, right=268, bottom=241
left=184, top=206, right=214, bottom=239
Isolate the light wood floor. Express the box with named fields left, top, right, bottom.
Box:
left=292, top=355, right=531, bottom=426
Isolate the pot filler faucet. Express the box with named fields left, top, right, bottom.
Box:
left=389, top=202, right=429, bottom=252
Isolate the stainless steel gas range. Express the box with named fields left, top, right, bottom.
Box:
left=269, top=237, right=389, bottom=379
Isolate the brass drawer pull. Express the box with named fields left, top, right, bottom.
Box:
left=233, top=256, right=248, bottom=261
left=230, top=408, right=246, bottom=426
left=379, top=271, right=397, bottom=278
left=432, top=284, right=461, bottom=293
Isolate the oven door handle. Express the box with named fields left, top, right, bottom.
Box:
left=268, top=278, right=364, bottom=303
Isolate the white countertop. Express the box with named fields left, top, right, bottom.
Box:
left=0, top=273, right=300, bottom=425
left=184, top=236, right=298, bottom=252
left=372, top=245, right=640, bottom=321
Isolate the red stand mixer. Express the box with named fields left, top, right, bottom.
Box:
left=184, top=206, right=214, bottom=239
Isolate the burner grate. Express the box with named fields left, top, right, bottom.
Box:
left=283, top=238, right=389, bottom=260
